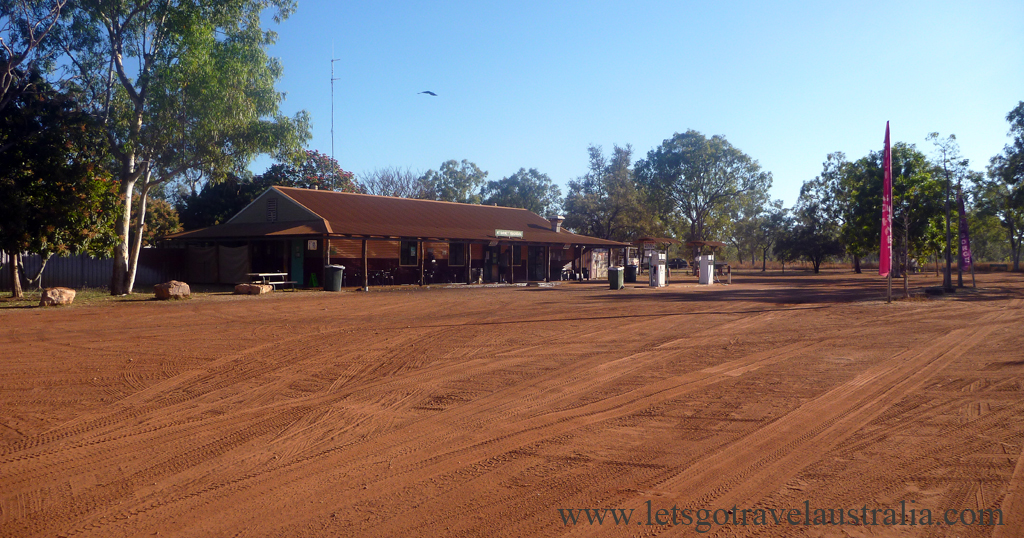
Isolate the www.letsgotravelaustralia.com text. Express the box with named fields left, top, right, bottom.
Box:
left=558, top=500, right=1003, bottom=532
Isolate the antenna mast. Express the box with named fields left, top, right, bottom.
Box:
left=331, top=45, right=341, bottom=191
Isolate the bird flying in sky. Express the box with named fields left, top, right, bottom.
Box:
left=418, top=91, right=437, bottom=96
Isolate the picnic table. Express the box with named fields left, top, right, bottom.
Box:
left=246, top=272, right=296, bottom=290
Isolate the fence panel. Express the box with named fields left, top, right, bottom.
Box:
left=0, top=249, right=187, bottom=290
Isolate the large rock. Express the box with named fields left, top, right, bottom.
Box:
left=40, top=287, right=76, bottom=306
left=234, top=283, right=272, bottom=295
left=155, top=280, right=190, bottom=300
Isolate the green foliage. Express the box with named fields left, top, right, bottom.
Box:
left=998, top=101, right=1024, bottom=185
left=0, top=0, right=69, bottom=116
left=136, top=197, right=182, bottom=246
left=814, top=143, right=940, bottom=266
left=481, top=168, right=561, bottom=216
left=634, top=130, right=772, bottom=251
left=979, top=107, right=1024, bottom=270
left=563, top=144, right=662, bottom=241
left=257, top=150, right=357, bottom=192
left=0, top=71, right=120, bottom=261
left=776, top=180, right=845, bottom=273
left=420, top=160, right=487, bottom=204
left=62, top=0, right=309, bottom=293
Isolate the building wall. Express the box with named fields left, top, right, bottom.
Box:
left=322, top=239, right=567, bottom=285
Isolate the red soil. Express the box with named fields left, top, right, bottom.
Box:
left=1, top=271, right=1022, bottom=537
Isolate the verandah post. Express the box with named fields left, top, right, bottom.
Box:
left=361, top=239, right=368, bottom=291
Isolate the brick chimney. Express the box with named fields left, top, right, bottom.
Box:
left=548, top=215, right=565, bottom=233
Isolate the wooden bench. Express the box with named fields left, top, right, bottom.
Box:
left=267, top=280, right=297, bottom=290
left=990, top=263, right=1009, bottom=271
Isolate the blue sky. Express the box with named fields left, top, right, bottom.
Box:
left=252, top=0, right=1023, bottom=207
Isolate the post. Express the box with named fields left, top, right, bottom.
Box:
left=509, top=245, right=514, bottom=284
left=466, top=243, right=472, bottom=284
left=544, top=245, right=550, bottom=282
left=361, top=239, right=368, bottom=291
left=418, top=240, right=424, bottom=286
left=323, top=235, right=329, bottom=289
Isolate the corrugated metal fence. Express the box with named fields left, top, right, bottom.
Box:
left=0, top=248, right=187, bottom=290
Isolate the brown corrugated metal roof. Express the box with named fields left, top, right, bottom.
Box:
left=171, top=187, right=625, bottom=247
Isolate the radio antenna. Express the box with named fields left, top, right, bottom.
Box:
left=331, top=43, right=341, bottom=191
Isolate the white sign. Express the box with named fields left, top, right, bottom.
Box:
left=307, top=239, right=318, bottom=251
left=495, top=229, right=524, bottom=239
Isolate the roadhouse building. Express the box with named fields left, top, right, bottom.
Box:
left=167, top=187, right=629, bottom=288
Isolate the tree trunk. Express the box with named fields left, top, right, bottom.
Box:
left=904, top=214, right=910, bottom=298
left=126, top=170, right=153, bottom=294
left=19, top=252, right=52, bottom=290
left=7, top=251, right=23, bottom=298
left=110, top=178, right=137, bottom=295
left=1012, top=228, right=1021, bottom=272
left=853, top=254, right=861, bottom=274
left=762, top=248, right=767, bottom=272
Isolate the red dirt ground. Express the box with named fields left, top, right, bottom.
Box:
left=1, top=271, right=1022, bottom=537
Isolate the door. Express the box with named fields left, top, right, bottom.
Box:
left=528, top=246, right=545, bottom=281
left=290, top=239, right=304, bottom=287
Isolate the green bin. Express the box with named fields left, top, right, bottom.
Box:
left=324, top=265, right=345, bottom=292
left=624, top=264, right=638, bottom=283
left=608, top=267, right=624, bottom=290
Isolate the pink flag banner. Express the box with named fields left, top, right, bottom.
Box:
left=879, top=122, right=892, bottom=277
left=957, top=188, right=973, bottom=269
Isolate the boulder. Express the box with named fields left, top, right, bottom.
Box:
left=155, top=280, right=190, bottom=300
left=40, top=287, right=76, bottom=306
left=234, top=283, right=272, bottom=295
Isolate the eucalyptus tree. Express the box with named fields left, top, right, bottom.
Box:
left=0, top=0, right=67, bottom=118
left=419, top=159, right=488, bottom=204
left=634, top=130, right=772, bottom=256
left=979, top=102, right=1024, bottom=271
left=62, top=0, right=310, bottom=294
left=928, top=133, right=970, bottom=288
left=563, top=144, right=661, bottom=241
left=481, top=168, right=561, bottom=216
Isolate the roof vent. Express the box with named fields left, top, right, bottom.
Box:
left=266, top=198, right=278, bottom=222
left=548, top=215, right=565, bottom=233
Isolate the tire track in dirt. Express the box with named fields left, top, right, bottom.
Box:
left=3, top=407, right=309, bottom=538
left=992, top=429, right=1024, bottom=538
left=107, top=337, right=823, bottom=535
left=599, top=309, right=1009, bottom=537
left=22, top=303, right=815, bottom=532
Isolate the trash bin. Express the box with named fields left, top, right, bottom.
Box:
left=325, top=264, right=345, bottom=291
left=624, top=264, right=638, bottom=283
left=608, top=266, right=624, bottom=290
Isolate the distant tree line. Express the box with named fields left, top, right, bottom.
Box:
left=1, top=0, right=1021, bottom=297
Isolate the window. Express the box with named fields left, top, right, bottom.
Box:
left=512, top=245, right=523, bottom=265
left=400, top=241, right=418, bottom=266
left=449, top=242, right=466, bottom=266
